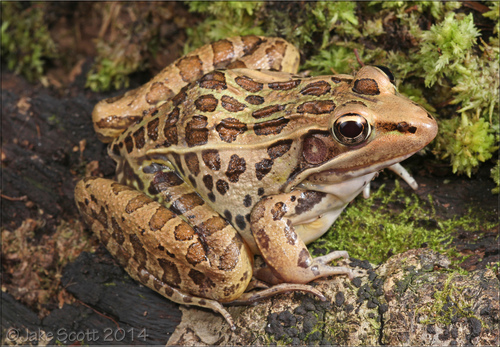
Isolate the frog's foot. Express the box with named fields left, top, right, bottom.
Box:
left=363, top=163, right=418, bottom=198
left=387, top=163, right=418, bottom=190
left=312, top=251, right=354, bottom=279
left=228, top=283, right=326, bottom=306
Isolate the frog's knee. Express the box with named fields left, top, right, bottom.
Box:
left=188, top=239, right=253, bottom=303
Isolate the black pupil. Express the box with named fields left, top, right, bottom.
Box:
left=339, top=121, right=363, bottom=138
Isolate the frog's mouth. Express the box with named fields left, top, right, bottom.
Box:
left=284, top=152, right=416, bottom=193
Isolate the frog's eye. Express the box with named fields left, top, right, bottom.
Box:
left=332, top=114, right=371, bottom=146
left=374, top=65, right=395, bottom=85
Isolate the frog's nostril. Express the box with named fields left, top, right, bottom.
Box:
left=396, top=122, right=417, bottom=134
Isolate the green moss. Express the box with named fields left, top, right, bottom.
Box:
left=436, top=114, right=497, bottom=177
left=419, top=13, right=480, bottom=87
left=183, top=1, right=265, bottom=52
left=415, top=273, right=483, bottom=326
left=1, top=2, right=58, bottom=83
left=312, top=181, right=496, bottom=265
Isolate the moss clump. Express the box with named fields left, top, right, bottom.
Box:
left=312, top=181, right=496, bottom=265
left=418, top=13, right=480, bottom=88
left=435, top=114, right=497, bottom=177
left=1, top=2, right=58, bottom=83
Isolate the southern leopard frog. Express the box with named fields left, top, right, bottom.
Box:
left=75, top=36, right=437, bottom=328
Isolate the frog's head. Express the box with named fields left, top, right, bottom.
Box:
left=285, top=65, right=438, bottom=191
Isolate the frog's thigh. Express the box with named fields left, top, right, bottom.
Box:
left=75, top=177, right=252, bottom=306
left=251, top=192, right=352, bottom=284
left=92, top=36, right=298, bottom=142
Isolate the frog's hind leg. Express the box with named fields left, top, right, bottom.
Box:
left=107, top=236, right=237, bottom=330
left=75, top=177, right=253, bottom=330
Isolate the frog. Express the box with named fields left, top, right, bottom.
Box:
left=75, top=36, right=437, bottom=329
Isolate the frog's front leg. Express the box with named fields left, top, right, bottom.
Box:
left=251, top=190, right=353, bottom=284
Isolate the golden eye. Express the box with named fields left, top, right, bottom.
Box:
left=332, top=114, right=371, bottom=145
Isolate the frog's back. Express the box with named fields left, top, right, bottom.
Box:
left=109, top=69, right=352, bottom=194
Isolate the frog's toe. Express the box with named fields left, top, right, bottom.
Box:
left=314, top=250, right=349, bottom=264
left=228, top=283, right=326, bottom=305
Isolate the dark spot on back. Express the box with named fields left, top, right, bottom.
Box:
left=254, top=117, right=290, bottom=136
left=208, top=192, right=216, bottom=202
left=255, top=159, right=273, bottom=180
left=202, top=174, right=213, bottom=191
left=245, top=95, right=265, bottom=105
left=174, top=223, right=194, bottom=241
left=170, top=192, right=205, bottom=215
left=184, top=152, right=200, bottom=176
left=254, top=228, right=270, bottom=250
left=202, top=150, right=221, bottom=171
left=216, top=118, right=248, bottom=143
left=235, top=215, right=246, bottom=230
left=199, top=71, right=227, bottom=90
left=297, top=248, right=310, bottom=268
left=300, top=80, right=331, bottom=96
left=188, top=269, right=215, bottom=290
left=185, top=115, right=208, bottom=147
left=235, top=75, right=263, bottom=93
left=171, top=86, right=188, bottom=106
left=176, top=56, right=203, bottom=83
left=194, top=94, right=218, bottom=112
left=352, top=78, right=380, bottom=95
left=252, top=104, right=285, bottom=119
left=186, top=242, right=207, bottom=265
left=211, top=39, right=235, bottom=68
left=147, top=118, right=159, bottom=141
left=268, top=79, right=301, bottom=90
left=125, top=194, right=153, bottom=214
left=271, top=202, right=286, bottom=221
left=221, top=95, right=246, bottom=112
left=297, top=100, right=335, bottom=114
left=149, top=207, right=175, bottom=231
left=196, top=216, right=228, bottom=237
left=129, top=233, right=148, bottom=267
left=243, top=194, right=252, bottom=208
left=224, top=210, right=232, bottom=222
left=216, top=179, right=229, bottom=195
left=225, top=154, right=246, bottom=183
left=158, top=257, right=181, bottom=286
left=267, top=139, right=293, bottom=159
